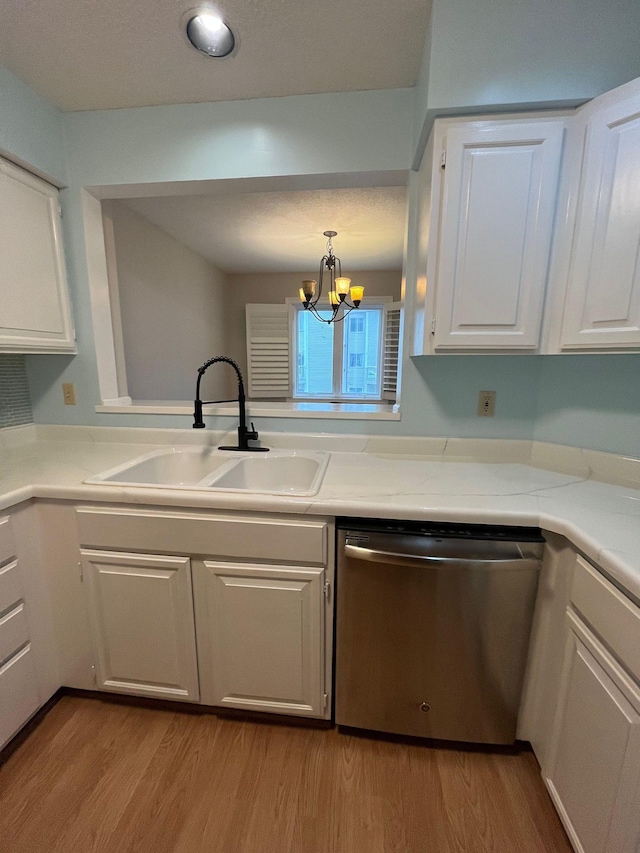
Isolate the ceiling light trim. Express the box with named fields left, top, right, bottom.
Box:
left=182, top=7, right=239, bottom=59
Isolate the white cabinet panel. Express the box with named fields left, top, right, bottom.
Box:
left=561, top=82, right=640, bottom=349
left=571, top=555, right=640, bottom=683
left=0, top=506, right=61, bottom=747
left=0, top=157, right=74, bottom=353
left=82, top=550, right=199, bottom=702
left=0, top=603, right=30, bottom=664
left=434, top=120, right=564, bottom=350
left=0, top=560, right=23, bottom=614
left=518, top=535, right=577, bottom=766
left=546, top=611, right=640, bottom=853
left=195, top=561, right=325, bottom=717
left=0, top=515, right=17, bottom=564
left=0, top=644, right=40, bottom=748
left=76, top=507, right=327, bottom=566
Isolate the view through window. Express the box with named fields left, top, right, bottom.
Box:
left=295, top=307, right=383, bottom=399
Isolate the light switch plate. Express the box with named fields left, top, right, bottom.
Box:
left=62, top=382, right=76, bottom=405
left=478, top=390, right=496, bottom=417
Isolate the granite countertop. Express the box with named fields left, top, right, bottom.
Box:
left=1, top=431, right=639, bottom=603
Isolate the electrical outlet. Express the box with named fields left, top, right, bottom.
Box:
left=478, top=390, right=496, bottom=417
left=62, top=382, right=76, bottom=405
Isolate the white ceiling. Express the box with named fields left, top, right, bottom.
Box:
left=123, top=186, right=408, bottom=273
left=0, top=0, right=431, bottom=111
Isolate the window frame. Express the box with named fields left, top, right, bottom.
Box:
left=289, top=297, right=392, bottom=403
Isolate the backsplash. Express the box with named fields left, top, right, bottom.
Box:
left=0, top=355, right=34, bottom=428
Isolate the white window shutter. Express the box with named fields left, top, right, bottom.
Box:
left=382, top=301, right=402, bottom=401
left=245, top=304, right=292, bottom=398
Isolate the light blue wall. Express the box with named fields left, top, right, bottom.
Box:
left=534, top=356, right=640, bottom=457
left=26, top=88, right=415, bottom=431
left=65, top=89, right=414, bottom=188
left=413, top=0, right=640, bottom=165
left=27, top=354, right=542, bottom=438
left=429, top=0, right=640, bottom=111
left=0, top=67, right=67, bottom=184
left=4, top=65, right=640, bottom=457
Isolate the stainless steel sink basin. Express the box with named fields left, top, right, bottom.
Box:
left=205, top=451, right=329, bottom=496
left=86, top=447, right=329, bottom=496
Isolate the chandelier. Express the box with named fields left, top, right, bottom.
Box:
left=297, top=231, right=364, bottom=324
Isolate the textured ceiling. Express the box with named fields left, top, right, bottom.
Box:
left=123, top=186, right=408, bottom=273
left=0, top=0, right=431, bottom=111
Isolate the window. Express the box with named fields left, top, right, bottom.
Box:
left=245, top=300, right=402, bottom=404
left=296, top=309, right=335, bottom=395
left=295, top=305, right=384, bottom=400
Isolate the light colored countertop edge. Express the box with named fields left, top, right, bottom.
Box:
left=1, top=426, right=639, bottom=605
left=2, top=479, right=636, bottom=605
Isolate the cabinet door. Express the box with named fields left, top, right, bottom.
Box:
left=434, top=120, right=564, bottom=350
left=560, top=83, right=640, bottom=349
left=194, top=561, right=325, bottom=717
left=82, top=550, right=199, bottom=702
left=0, top=157, right=74, bottom=353
left=545, top=611, right=640, bottom=853
left=0, top=644, right=41, bottom=748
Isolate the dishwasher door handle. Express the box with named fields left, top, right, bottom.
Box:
left=343, top=543, right=538, bottom=571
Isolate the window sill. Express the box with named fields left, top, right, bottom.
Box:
left=95, top=400, right=401, bottom=421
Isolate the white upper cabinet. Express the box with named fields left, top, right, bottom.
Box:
left=417, top=117, right=565, bottom=352
left=559, top=79, right=640, bottom=350
left=0, top=157, right=75, bottom=353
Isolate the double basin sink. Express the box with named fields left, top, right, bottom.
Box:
left=86, top=447, right=329, bottom=496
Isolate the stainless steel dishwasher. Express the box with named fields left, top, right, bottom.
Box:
left=335, top=519, right=544, bottom=745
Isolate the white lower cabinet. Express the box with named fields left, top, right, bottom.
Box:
left=0, top=644, right=41, bottom=748
left=74, top=508, right=332, bottom=718
left=545, top=610, right=640, bottom=853
left=81, top=550, right=199, bottom=702
left=0, top=511, right=54, bottom=749
left=193, top=561, right=326, bottom=717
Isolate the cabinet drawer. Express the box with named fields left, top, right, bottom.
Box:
left=0, top=644, right=40, bottom=748
left=0, top=602, right=30, bottom=663
left=76, top=507, right=328, bottom=566
left=0, top=560, right=23, bottom=614
left=0, top=516, right=16, bottom=564
left=571, top=555, right=640, bottom=683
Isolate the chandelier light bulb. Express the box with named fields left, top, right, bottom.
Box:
left=350, top=285, right=364, bottom=305
left=335, top=277, right=351, bottom=297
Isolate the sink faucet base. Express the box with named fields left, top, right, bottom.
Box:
left=218, top=444, right=270, bottom=452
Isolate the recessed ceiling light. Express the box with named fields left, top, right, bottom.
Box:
left=186, top=12, right=236, bottom=57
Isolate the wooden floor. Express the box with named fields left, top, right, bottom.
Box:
left=0, top=696, right=572, bottom=853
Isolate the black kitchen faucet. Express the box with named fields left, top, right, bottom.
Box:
left=193, top=356, right=269, bottom=451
